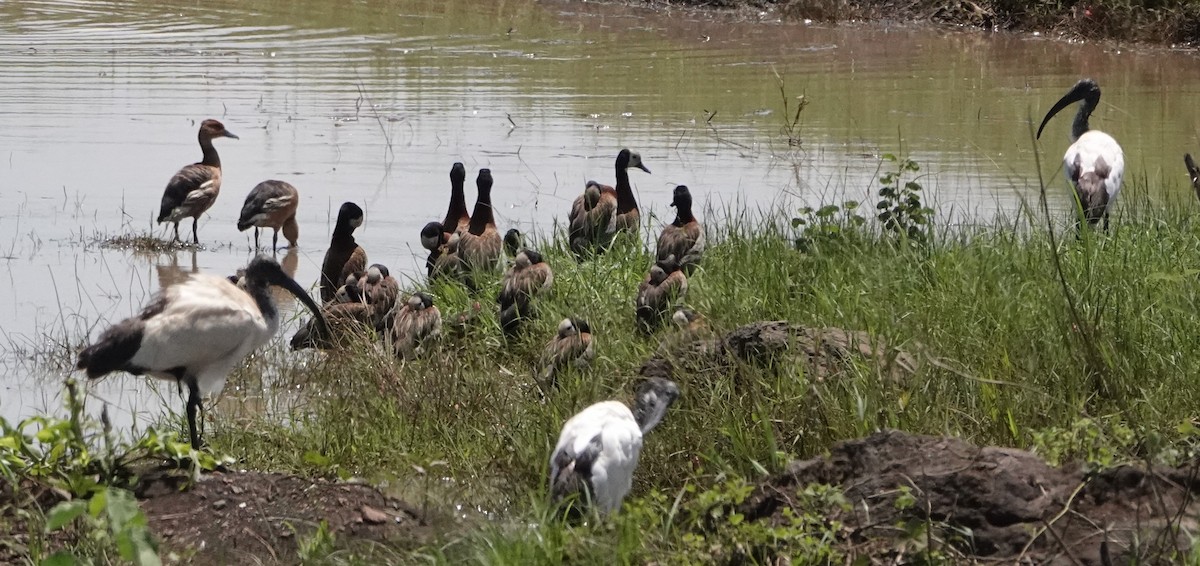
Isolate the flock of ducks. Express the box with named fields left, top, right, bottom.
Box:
left=75, top=77, right=1170, bottom=516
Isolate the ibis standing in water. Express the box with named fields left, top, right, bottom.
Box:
left=1036, top=79, right=1125, bottom=231
left=549, top=377, right=680, bottom=515
left=157, top=119, right=239, bottom=244
left=76, top=256, right=325, bottom=450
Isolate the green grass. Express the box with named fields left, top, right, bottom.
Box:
left=187, top=173, right=1200, bottom=562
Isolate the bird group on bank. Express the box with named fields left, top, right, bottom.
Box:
left=77, top=78, right=1180, bottom=517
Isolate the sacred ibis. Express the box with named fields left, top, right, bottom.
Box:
left=1036, top=79, right=1125, bottom=231
left=157, top=119, right=239, bottom=244
left=76, top=255, right=324, bottom=449
left=549, top=377, right=680, bottom=516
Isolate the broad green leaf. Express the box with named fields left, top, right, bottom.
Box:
left=44, top=500, right=87, bottom=531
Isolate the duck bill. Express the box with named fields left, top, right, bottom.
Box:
left=636, top=163, right=651, bottom=174
left=224, top=130, right=240, bottom=140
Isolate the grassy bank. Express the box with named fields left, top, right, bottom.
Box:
left=7, top=164, right=1200, bottom=562
left=673, top=0, right=1200, bottom=46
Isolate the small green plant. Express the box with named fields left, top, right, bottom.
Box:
left=791, top=201, right=866, bottom=253
left=876, top=153, right=933, bottom=244
left=296, top=520, right=338, bottom=565
left=42, top=486, right=160, bottom=566
left=1029, top=417, right=1136, bottom=468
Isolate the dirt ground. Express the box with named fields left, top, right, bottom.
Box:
left=742, top=430, right=1200, bottom=564
left=136, top=470, right=425, bottom=564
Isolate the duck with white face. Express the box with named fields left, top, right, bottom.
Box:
left=498, top=248, right=554, bottom=336
left=157, top=119, right=239, bottom=245
left=635, top=254, right=688, bottom=334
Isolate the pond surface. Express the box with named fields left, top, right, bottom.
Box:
left=2, top=0, right=1199, bottom=427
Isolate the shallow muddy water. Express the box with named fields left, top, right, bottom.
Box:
left=2, top=0, right=1199, bottom=427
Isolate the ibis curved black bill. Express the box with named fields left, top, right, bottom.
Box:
left=267, top=268, right=326, bottom=330
left=1036, top=79, right=1101, bottom=140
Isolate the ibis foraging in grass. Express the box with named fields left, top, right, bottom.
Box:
left=237, top=180, right=300, bottom=250
left=76, top=255, right=325, bottom=450
left=1036, top=79, right=1125, bottom=231
left=549, top=377, right=680, bottom=516
left=319, top=202, right=367, bottom=303
left=157, top=119, right=239, bottom=244
left=655, top=185, right=705, bottom=273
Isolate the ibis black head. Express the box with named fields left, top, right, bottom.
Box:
left=243, top=255, right=325, bottom=325
left=450, top=162, right=467, bottom=185
left=617, top=148, right=650, bottom=174
left=337, top=202, right=365, bottom=231
left=199, top=119, right=239, bottom=140
left=632, top=377, right=679, bottom=435
left=1037, top=78, right=1102, bottom=141
left=670, top=185, right=692, bottom=209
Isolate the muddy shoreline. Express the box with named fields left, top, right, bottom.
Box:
left=639, top=0, right=1200, bottom=46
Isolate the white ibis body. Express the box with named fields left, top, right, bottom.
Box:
left=549, top=377, right=679, bottom=515
left=76, top=255, right=325, bottom=449
left=1036, top=79, right=1125, bottom=230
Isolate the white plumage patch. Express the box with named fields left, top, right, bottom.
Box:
left=1064, top=130, right=1125, bottom=208
left=550, top=400, right=644, bottom=514
left=131, top=274, right=271, bottom=396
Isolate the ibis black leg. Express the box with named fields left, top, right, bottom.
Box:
left=185, top=378, right=202, bottom=450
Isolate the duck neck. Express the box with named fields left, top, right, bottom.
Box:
left=674, top=202, right=694, bottom=225
left=333, top=220, right=357, bottom=242
left=444, top=179, right=469, bottom=229
left=615, top=165, right=637, bottom=213
left=199, top=135, right=220, bottom=167
left=469, top=190, right=493, bottom=235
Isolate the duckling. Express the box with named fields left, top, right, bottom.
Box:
left=391, top=292, right=442, bottom=360
left=290, top=300, right=375, bottom=351
left=361, top=264, right=400, bottom=330
left=636, top=255, right=688, bottom=333
left=540, top=318, right=595, bottom=391
left=456, top=169, right=503, bottom=274
left=319, top=202, right=367, bottom=303
left=157, top=119, right=239, bottom=244
left=655, top=185, right=704, bottom=273
left=237, top=180, right=299, bottom=250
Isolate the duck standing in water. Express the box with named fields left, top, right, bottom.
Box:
left=549, top=377, right=679, bottom=516
left=157, top=119, right=239, bottom=244
left=237, top=180, right=299, bottom=250
left=76, top=256, right=325, bottom=449
left=655, top=185, right=704, bottom=273
left=319, top=202, right=367, bottom=303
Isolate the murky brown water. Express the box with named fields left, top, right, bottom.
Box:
left=2, top=0, right=1199, bottom=427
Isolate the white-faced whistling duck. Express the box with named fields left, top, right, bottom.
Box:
left=77, top=255, right=324, bottom=449
left=157, top=119, right=239, bottom=244
left=422, top=163, right=470, bottom=271
left=237, top=180, right=299, bottom=250
left=503, top=228, right=524, bottom=258
left=549, top=377, right=679, bottom=516
left=539, top=317, right=595, bottom=392
left=361, top=264, right=399, bottom=331
left=636, top=254, right=688, bottom=333
left=1185, top=154, right=1200, bottom=204
left=290, top=298, right=375, bottom=351
left=456, top=169, right=503, bottom=274
left=319, top=202, right=367, bottom=303
left=655, top=185, right=705, bottom=273
left=390, top=292, right=442, bottom=360
left=1036, top=79, right=1125, bottom=232
left=498, top=248, right=554, bottom=336
left=568, top=149, right=650, bottom=255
